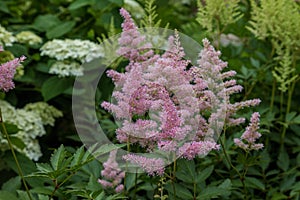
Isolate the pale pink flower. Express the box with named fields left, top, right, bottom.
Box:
left=0, top=51, right=26, bottom=92
left=123, top=154, right=165, bottom=176
left=98, top=150, right=125, bottom=193
left=101, top=9, right=262, bottom=175
left=234, top=112, right=264, bottom=151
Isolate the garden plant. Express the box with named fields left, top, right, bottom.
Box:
left=0, top=0, right=300, bottom=199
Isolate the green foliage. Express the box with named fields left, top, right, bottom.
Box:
left=0, top=0, right=300, bottom=199
left=196, top=0, right=243, bottom=34
left=248, top=0, right=300, bottom=92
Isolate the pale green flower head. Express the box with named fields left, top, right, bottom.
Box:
left=49, top=61, right=83, bottom=77
left=40, top=39, right=104, bottom=63
left=0, top=25, right=16, bottom=46
left=0, top=100, right=62, bottom=160
left=16, top=31, right=42, bottom=46
left=24, top=102, right=63, bottom=126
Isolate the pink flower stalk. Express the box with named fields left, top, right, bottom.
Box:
left=102, top=8, right=262, bottom=175
left=0, top=48, right=26, bottom=92
left=178, top=141, right=220, bottom=160
left=234, top=112, right=264, bottom=151
left=118, top=8, right=153, bottom=62
left=98, top=150, right=125, bottom=193
left=123, top=154, right=165, bottom=176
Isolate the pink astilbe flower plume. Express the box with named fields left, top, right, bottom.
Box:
left=98, top=150, right=125, bottom=193
left=0, top=47, right=26, bottom=92
left=101, top=8, right=262, bottom=175
left=234, top=112, right=264, bottom=151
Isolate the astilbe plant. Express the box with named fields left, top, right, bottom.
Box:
left=101, top=8, right=263, bottom=177
left=0, top=46, right=25, bottom=92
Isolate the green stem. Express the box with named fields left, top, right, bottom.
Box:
left=0, top=108, right=32, bottom=200
left=219, top=136, right=248, bottom=197
left=270, top=80, right=276, bottom=112
left=172, top=157, right=177, bottom=200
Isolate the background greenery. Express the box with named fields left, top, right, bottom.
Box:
left=0, top=0, right=300, bottom=199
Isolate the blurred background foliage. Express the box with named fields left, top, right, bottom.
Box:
left=0, top=0, right=300, bottom=199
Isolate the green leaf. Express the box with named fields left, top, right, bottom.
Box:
left=31, top=186, right=55, bottom=195
left=277, top=148, right=290, bottom=171
left=0, top=1, right=9, bottom=13
left=10, top=136, right=26, bottom=150
left=245, top=177, right=265, bottom=191
left=36, top=163, right=53, bottom=173
left=0, top=191, right=18, bottom=200
left=280, top=174, right=296, bottom=192
left=259, top=149, right=271, bottom=171
left=108, top=0, right=123, bottom=6
left=165, top=183, right=193, bottom=199
left=68, top=0, right=95, bottom=10
left=196, top=165, right=214, bottom=183
left=90, top=143, right=126, bottom=157
left=4, top=123, right=20, bottom=135
left=70, top=146, right=86, bottom=167
left=176, top=159, right=196, bottom=183
left=50, top=145, right=66, bottom=171
left=250, top=57, right=260, bottom=68
left=125, top=173, right=137, bottom=190
left=1, top=176, right=21, bottom=193
left=33, top=14, right=61, bottom=32
left=41, top=76, right=73, bottom=101
left=46, top=21, right=76, bottom=39
left=291, top=115, right=300, bottom=124
left=197, top=186, right=229, bottom=199
left=286, top=112, right=297, bottom=123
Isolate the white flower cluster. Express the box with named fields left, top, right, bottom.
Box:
left=0, top=100, right=63, bottom=161
left=24, top=102, right=63, bottom=126
left=0, top=25, right=17, bottom=46
left=16, top=31, right=42, bottom=46
left=40, top=39, right=104, bottom=77
left=49, top=61, right=83, bottom=77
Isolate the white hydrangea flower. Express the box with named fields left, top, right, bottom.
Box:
left=24, top=102, right=63, bottom=126
left=40, top=39, right=104, bottom=63
left=16, top=31, right=42, bottom=45
left=0, top=100, right=62, bottom=161
left=49, top=61, right=83, bottom=77
left=0, top=25, right=16, bottom=46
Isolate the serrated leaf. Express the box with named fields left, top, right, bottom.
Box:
left=46, top=21, right=76, bottom=39
left=70, top=146, right=85, bottom=167
left=245, top=177, right=265, bottom=191
left=196, top=165, right=214, bottom=183
left=50, top=145, right=66, bottom=171
left=36, top=163, right=53, bottom=173
left=277, top=148, right=290, bottom=171
left=31, top=186, right=55, bottom=195
left=176, top=159, right=196, bottom=183
left=1, top=176, right=21, bottom=193
left=90, top=143, right=126, bottom=157
left=165, top=183, right=193, bottom=199
left=41, top=76, right=73, bottom=101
